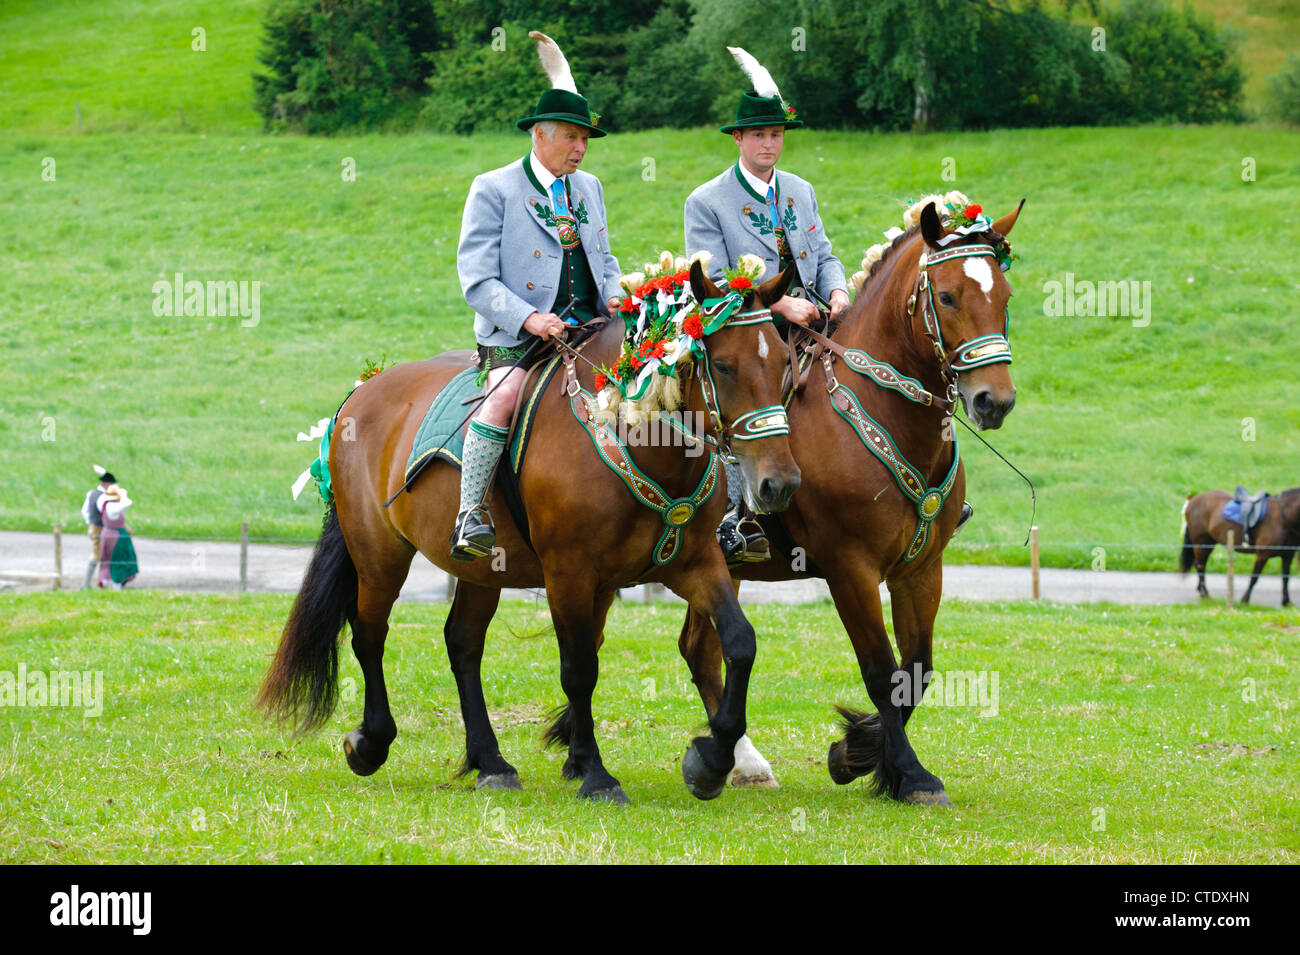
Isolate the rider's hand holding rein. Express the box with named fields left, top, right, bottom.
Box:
left=771, top=294, right=821, bottom=326
left=524, top=311, right=568, bottom=341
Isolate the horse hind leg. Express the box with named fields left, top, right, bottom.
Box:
left=342, top=550, right=414, bottom=777
left=443, top=579, right=520, bottom=790
left=678, top=604, right=778, bottom=788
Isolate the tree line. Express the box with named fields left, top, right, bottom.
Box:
left=252, top=0, right=1298, bottom=135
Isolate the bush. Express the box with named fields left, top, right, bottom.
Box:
left=420, top=21, right=563, bottom=134
left=1098, top=0, right=1245, bottom=124
left=253, top=0, right=444, bottom=133
left=1264, top=55, right=1300, bottom=126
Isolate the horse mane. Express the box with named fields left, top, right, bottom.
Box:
left=860, top=224, right=921, bottom=296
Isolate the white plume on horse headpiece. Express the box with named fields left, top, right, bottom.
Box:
left=530, top=31, right=577, bottom=93
left=727, top=47, right=782, bottom=100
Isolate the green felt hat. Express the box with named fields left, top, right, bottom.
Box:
left=720, top=91, right=802, bottom=134
left=516, top=88, right=606, bottom=137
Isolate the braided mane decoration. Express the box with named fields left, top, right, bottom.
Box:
left=850, top=190, right=1013, bottom=294
left=591, top=250, right=765, bottom=430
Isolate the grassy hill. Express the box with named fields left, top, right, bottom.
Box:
left=3, top=124, right=1299, bottom=571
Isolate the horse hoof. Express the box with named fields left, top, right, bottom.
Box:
left=827, top=739, right=859, bottom=785
left=582, top=786, right=630, bottom=806
left=902, top=789, right=954, bottom=808
left=475, top=772, right=522, bottom=792
left=342, top=730, right=384, bottom=777
left=730, top=770, right=779, bottom=789
left=682, top=739, right=727, bottom=801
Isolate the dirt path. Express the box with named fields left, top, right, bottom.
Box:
left=4, top=530, right=1289, bottom=608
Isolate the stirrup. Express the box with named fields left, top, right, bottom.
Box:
left=717, top=509, right=770, bottom=567
left=450, top=508, right=495, bottom=562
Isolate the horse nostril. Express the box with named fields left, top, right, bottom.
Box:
left=760, top=477, right=778, bottom=505
left=973, top=390, right=995, bottom=416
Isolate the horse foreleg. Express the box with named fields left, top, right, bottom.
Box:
left=442, top=579, right=519, bottom=790
left=1242, top=554, right=1269, bottom=605
left=547, top=580, right=627, bottom=803
left=826, top=565, right=950, bottom=806
left=674, top=568, right=755, bottom=801
left=679, top=593, right=777, bottom=788
left=1283, top=553, right=1294, bottom=607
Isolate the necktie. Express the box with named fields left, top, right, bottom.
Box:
left=766, top=184, right=779, bottom=232
left=550, top=178, right=570, bottom=218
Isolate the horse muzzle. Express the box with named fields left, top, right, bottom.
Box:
left=965, top=386, right=1016, bottom=430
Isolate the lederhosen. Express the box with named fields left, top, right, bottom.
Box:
left=476, top=156, right=599, bottom=380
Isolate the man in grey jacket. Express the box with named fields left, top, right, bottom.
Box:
left=451, top=32, right=623, bottom=560
left=685, top=47, right=849, bottom=564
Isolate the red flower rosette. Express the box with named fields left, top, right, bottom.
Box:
left=683, top=314, right=704, bottom=339
left=963, top=203, right=982, bottom=220
left=594, top=372, right=608, bottom=391
left=618, top=296, right=639, bottom=314
left=727, top=276, right=754, bottom=292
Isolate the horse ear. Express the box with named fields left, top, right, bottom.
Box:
left=756, top=261, right=799, bottom=308
left=920, top=202, right=944, bottom=248
left=993, top=198, right=1026, bottom=237
left=689, top=260, right=722, bottom=303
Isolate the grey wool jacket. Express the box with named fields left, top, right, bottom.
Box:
left=684, top=163, right=847, bottom=303
left=458, top=156, right=623, bottom=348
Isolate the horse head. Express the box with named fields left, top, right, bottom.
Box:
left=915, top=199, right=1023, bottom=430
left=687, top=259, right=802, bottom=514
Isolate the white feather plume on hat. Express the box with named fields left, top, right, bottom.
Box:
left=529, top=31, right=577, bottom=93
left=727, top=46, right=781, bottom=100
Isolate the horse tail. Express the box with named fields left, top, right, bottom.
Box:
left=257, top=502, right=358, bottom=734
left=541, top=702, right=575, bottom=750
left=1179, top=525, right=1196, bottom=575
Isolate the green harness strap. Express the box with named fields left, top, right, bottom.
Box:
left=827, top=383, right=960, bottom=562
left=568, top=386, right=721, bottom=566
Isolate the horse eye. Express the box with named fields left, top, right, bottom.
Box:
left=939, top=292, right=956, bottom=308
left=713, top=361, right=736, bottom=378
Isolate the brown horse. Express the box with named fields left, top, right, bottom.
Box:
left=678, top=200, right=1024, bottom=806
left=258, top=262, right=802, bottom=803
left=1181, top=489, right=1300, bottom=605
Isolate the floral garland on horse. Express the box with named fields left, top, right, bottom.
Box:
left=591, top=250, right=766, bottom=429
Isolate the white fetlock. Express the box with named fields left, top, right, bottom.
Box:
left=729, top=733, right=779, bottom=788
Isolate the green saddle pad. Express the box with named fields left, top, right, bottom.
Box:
left=404, top=356, right=562, bottom=481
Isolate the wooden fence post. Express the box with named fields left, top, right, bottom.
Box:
left=1030, top=525, right=1040, bottom=600
left=1226, top=529, right=1235, bottom=609
left=239, top=522, right=249, bottom=594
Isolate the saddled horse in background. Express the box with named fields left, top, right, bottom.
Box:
left=258, top=262, right=802, bottom=803
left=1181, top=488, right=1300, bottom=606
left=678, top=199, right=1024, bottom=806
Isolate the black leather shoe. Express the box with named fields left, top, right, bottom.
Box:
left=450, top=508, right=495, bottom=562
left=717, top=509, right=771, bottom=567
left=952, top=501, right=974, bottom=536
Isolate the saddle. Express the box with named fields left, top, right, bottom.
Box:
left=1224, top=486, right=1269, bottom=544
left=403, top=319, right=609, bottom=550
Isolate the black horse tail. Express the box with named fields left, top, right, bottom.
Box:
left=1179, top=525, right=1196, bottom=574
left=257, top=503, right=358, bottom=734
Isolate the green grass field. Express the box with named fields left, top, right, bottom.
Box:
left=4, top=124, right=1299, bottom=571
left=1, top=591, right=1294, bottom=863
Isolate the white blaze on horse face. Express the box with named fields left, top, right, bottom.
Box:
left=757, top=327, right=769, bottom=361
left=963, top=257, right=994, bottom=302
